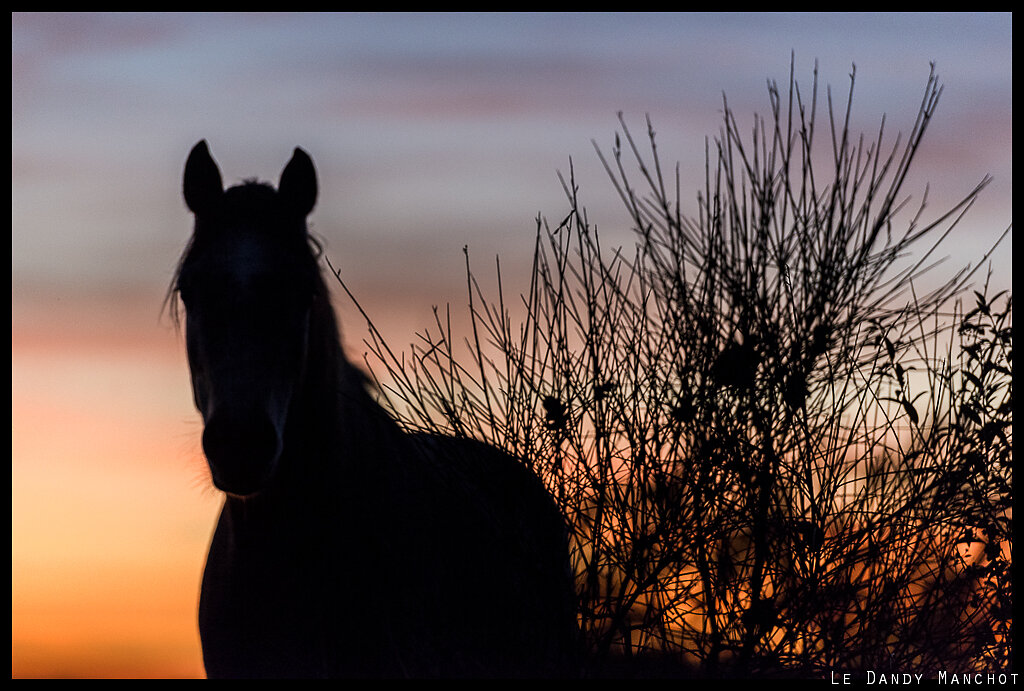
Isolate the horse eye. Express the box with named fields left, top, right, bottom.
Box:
left=176, top=283, right=193, bottom=305
left=176, top=279, right=208, bottom=309
left=276, top=280, right=315, bottom=306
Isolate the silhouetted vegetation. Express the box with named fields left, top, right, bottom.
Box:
left=334, top=61, right=1012, bottom=678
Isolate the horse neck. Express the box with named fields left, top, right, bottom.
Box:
left=273, top=287, right=392, bottom=498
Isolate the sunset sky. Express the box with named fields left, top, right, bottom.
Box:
left=11, top=12, right=1012, bottom=678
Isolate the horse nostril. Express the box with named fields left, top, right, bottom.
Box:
left=202, top=413, right=283, bottom=496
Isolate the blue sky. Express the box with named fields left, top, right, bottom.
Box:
left=12, top=12, right=1013, bottom=307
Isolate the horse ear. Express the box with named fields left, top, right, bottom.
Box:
left=278, top=147, right=317, bottom=217
left=183, top=140, right=223, bottom=214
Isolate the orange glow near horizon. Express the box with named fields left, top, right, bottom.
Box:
left=10, top=288, right=425, bottom=678
left=11, top=281, right=1010, bottom=677
left=12, top=292, right=217, bottom=678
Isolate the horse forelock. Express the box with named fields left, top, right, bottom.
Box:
left=222, top=180, right=276, bottom=215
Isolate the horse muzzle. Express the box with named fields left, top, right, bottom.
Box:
left=201, top=411, right=284, bottom=497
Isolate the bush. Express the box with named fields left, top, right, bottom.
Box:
left=333, top=61, right=1012, bottom=677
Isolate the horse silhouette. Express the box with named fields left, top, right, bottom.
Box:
left=175, top=141, right=578, bottom=678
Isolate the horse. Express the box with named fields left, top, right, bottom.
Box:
left=173, top=141, right=578, bottom=678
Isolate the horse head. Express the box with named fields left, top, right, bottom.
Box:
left=178, top=141, right=320, bottom=497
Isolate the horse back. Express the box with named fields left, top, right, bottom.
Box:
left=382, top=432, right=579, bottom=677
